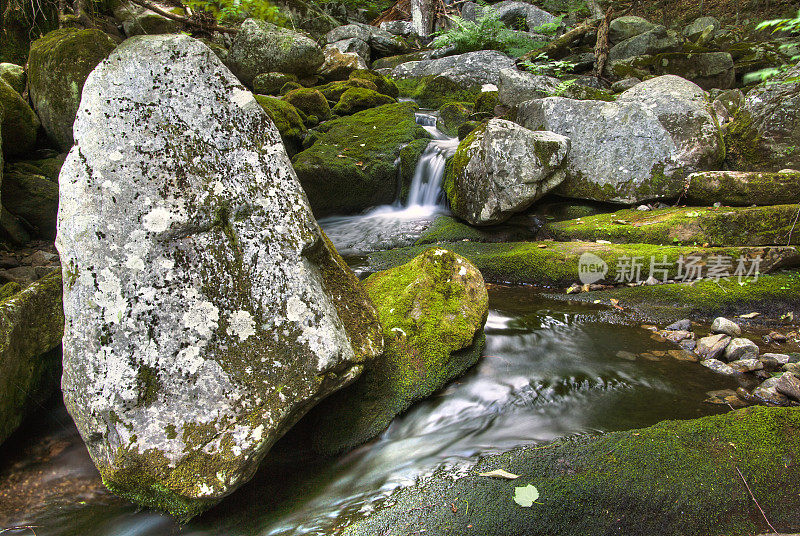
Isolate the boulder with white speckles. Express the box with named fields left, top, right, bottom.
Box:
left=56, top=34, right=383, bottom=520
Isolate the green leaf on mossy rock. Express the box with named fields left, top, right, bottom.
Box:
left=513, top=484, right=540, bottom=507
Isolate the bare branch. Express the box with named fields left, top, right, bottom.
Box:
left=128, top=0, right=239, bottom=34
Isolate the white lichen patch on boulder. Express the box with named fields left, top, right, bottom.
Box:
left=56, top=34, right=383, bottom=519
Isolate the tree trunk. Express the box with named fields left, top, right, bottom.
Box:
left=517, top=18, right=601, bottom=63
left=593, top=7, right=612, bottom=78
left=411, top=0, right=435, bottom=38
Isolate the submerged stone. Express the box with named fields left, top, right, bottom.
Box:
left=56, top=35, right=383, bottom=519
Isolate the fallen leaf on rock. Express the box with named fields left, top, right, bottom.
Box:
left=479, top=469, right=520, bottom=479
left=513, top=485, right=540, bottom=507
left=739, top=312, right=760, bottom=318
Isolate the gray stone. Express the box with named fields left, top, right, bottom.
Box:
left=332, top=37, right=370, bottom=62
left=776, top=372, right=800, bottom=401
left=784, top=362, right=800, bottom=376
left=752, top=377, right=789, bottom=406
left=497, top=68, right=561, bottom=107
left=1, top=169, right=58, bottom=239
left=320, top=45, right=367, bottom=81
left=609, top=16, right=657, bottom=44
left=728, top=358, right=763, bottom=373
left=227, top=19, right=324, bottom=86
left=683, top=16, right=721, bottom=41
left=611, top=52, right=735, bottom=91
left=393, top=51, right=516, bottom=89
left=700, top=358, right=736, bottom=376
left=0, top=62, right=25, bottom=94
left=723, top=337, right=759, bottom=362
left=517, top=75, right=723, bottom=203
left=380, top=21, right=414, bottom=36
left=445, top=119, right=569, bottom=225
left=369, top=28, right=410, bottom=57
left=660, top=330, right=693, bottom=343
left=611, top=77, right=640, bottom=93
left=762, top=353, right=791, bottom=366
left=113, top=0, right=181, bottom=36
left=609, top=26, right=682, bottom=62
left=56, top=34, right=383, bottom=518
left=710, top=316, right=741, bottom=337
left=664, top=318, right=691, bottom=331
left=695, top=333, right=731, bottom=360
left=492, top=1, right=558, bottom=31
left=325, top=23, right=371, bottom=44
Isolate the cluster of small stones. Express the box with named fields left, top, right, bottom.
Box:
left=652, top=317, right=800, bottom=407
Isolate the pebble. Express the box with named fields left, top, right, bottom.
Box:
left=710, top=316, right=741, bottom=337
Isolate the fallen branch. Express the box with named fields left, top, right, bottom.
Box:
left=735, top=466, right=777, bottom=534
left=128, top=0, right=239, bottom=34
left=518, top=18, right=602, bottom=63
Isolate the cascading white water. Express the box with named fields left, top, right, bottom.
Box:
left=318, top=112, right=458, bottom=256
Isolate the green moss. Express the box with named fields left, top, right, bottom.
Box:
left=279, top=81, right=303, bottom=95
left=252, top=72, right=298, bottom=95
left=474, top=90, right=499, bottom=113
left=436, top=102, right=473, bottom=137
left=291, top=102, right=430, bottom=217
left=331, top=87, right=396, bottom=116
left=0, top=78, right=39, bottom=156
left=371, top=52, right=426, bottom=70
left=442, top=121, right=486, bottom=213
left=282, top=87, right=331, bottom=121
left=315, top=78, right=377, bottom=102
left=549, top=205, right=800, bottom=246
left=0, top=282, right=21, bottom=301
left=368, top=241, right=771, bottom=288
left=302, top=248, right=488, bottom=456
left=559, top=270, right=800, bottom=324
left=348, top=69, right=399, bottom=98
left=0, top=0, right=58, bottom=65
left=395, top=75, right=482, bottom=109
left=687, top=171, right=800, bottom=206
left=415, top=214, right=540, bottom=245
left=723, top=108, right=772, bottom=172
left=254, top=95, right=307, bottom=156
left=343, top=406, right=800, bottom=536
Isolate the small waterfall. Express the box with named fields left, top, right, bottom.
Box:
left=405, top=113, right=459, bottom=208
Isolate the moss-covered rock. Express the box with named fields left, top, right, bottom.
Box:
left=302, top=248, right=488, bottom=456
left=367, top=241, right=799, bottom=288
left=0, top=78, right=39, bottom=157
left=474, top=90, right=499, bottom=114
left=283, top=87, right=331, bottom=121
left=2, top=169, right=58, bottom=239
left=686, top=170, right=800, bottom=206
left=371, top=51, right=426, bottom=70
left=5, top=153, right=66, bottom=181
left=291, top=102, right=430, bottom=217
left=396, top=75, right=482, bottom=109
left=349, top=69, right=399, bottom=98
left=253, top=71, right=298, bottom=95
left=0, top=270, right=64, bottom=445
left=609, top=52, right=735, bottom=90
left=458, top=120, right=481, bottom=140
left=343, top=406, right=800, bottom=536
left=331, top=87, right=396, bottom=115
left=254, top=95, right=307, bottom=156
left=27, top=28, right=116, bottom=150
left=279, top=81, right=303, bottom=95
left=315, top=78, right=377, bottom=102
left=549, top=205, right=800, bottom=247
left=0, top=62, right=25, bottom=94
left=436, top=102, right=473, bottom=137
left=556, top=270, right=800, bottom=324
left=415, top=214, right=542, bottom=245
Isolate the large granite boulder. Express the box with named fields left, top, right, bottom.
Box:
left=226, top=19, right=324, bottom=86
left=0, top=78, right=39, bottom=157
left=56, top=35, right=383, bottom=520
left=302, top=247, right=488, bottom=456
left=725, top=63, right=800, bottom=172
left=292, top=102, right=430, bottom=217
left=27, top=28, right=117, bottom=151
left=0, top=271, right=64, bottom=445
left=517, top=75, right=724, bottom=203
left=609, top=16, right=657, bottom=44
left=497, top=68, right=561, bottom=107
left=444, top=119, right=569, bottom=225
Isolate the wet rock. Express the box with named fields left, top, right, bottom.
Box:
left=668, top=349, right=699, bottom=362
left=517, top=75, right=723, bottom=204
left=609, top=16, right=657, bottom=44
left=1, top=169, right=59, bottom=239
left=226, top=19, right=324, bottom=86
left=660, top=330, right=694, bottom=343
left=319, top=46, right=368, bottom=81
left=783, top=362, right=800, bottom=376
left=767, top=331, right=787, bottom=342
left=776, top=372, right=800, bottom=401
left=302, top=248, right=488, bottom=456
left=0, top=271, right=63, bottom=445
left=711, top=317, right=741, bottom=337
left=752, top=377, right=790, bottom=406
left=728, top=358, right=763, bottom=373
left=696, top=334, right=730, bottom=360
left=723, top=337, right=759, bottom=362
left=704, top=389, right=747, bottom=407
left=56, top=34, right=383, bottom=519
left=762, top=353, right=791, bottom=366
left=27, top=28, right=117, bottom=151
left=700, top=358, right=736, bottom=376
left=444, top=119, right=569, bottom=225
left=725, top=63, right=800, bottom=172
left=680, top=339, right=697, bottom=351
left=664, top=318, right=691, bottom=331
left=686, top=170, right=800, bottom=206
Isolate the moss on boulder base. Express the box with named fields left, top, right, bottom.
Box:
left=27, top=28, right=116, bottom=150
left=282, top=87, right=331, bottom=121
left=0, top=270, right=64, bottom=445
left=437, top=102, right=473, bottom=137
left=395, top=75, right=482, bottom=109
left=415, top=215, right=541, bottom=246
left=368, top=241, right=799, bottom=287
left=331, top=87, right=396, bottom=115
left=0, top=78, right=39, bottom=157
left=349, top=69, right=399, bottom=98
left=343, top=406, right=800, bottom=536
left=549, top=205, right=800, bottom=246
left=302, top=248, right=488, bottom=456
left=686, top=170, right=800, bottom=206
left=291, top=102, right=430, bottom=217
left=254, top=95, right=307, bottom=156
left=1, top=169, right=59, bottom=239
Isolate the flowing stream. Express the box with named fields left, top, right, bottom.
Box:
left=0, top=288, right=736, bottom=536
